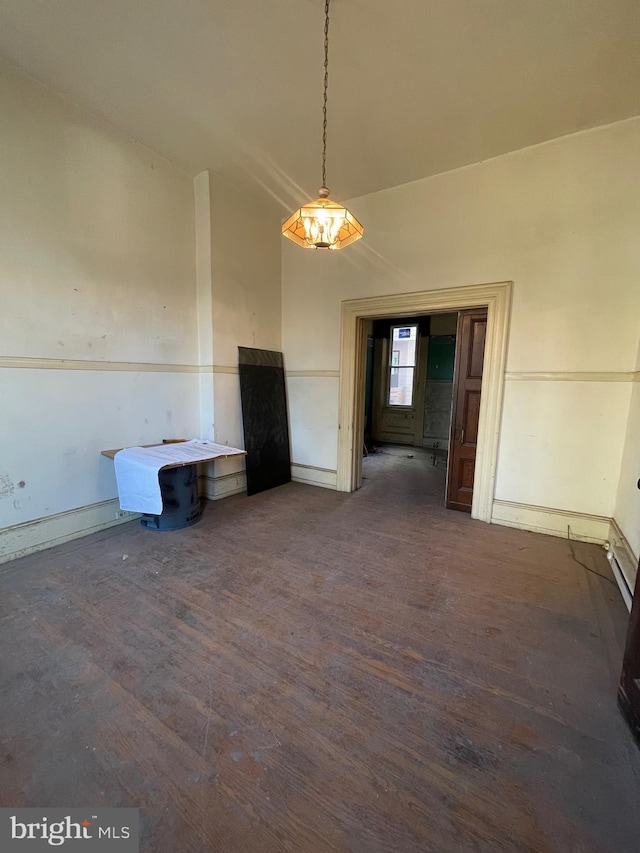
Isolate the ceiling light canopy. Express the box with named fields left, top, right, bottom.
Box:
left=282, top=0, right=363, bottom=251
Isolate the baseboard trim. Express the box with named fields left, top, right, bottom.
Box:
left=491, top=499, right=610, bottom=544
left=608, top=519, right=638, bottom=595
left=202, top=464, right=338, bottom=494
left=291, top=464, right=338, bottom=490
left=0, top=499, right=139, bottom=565
left=199, top=470, right=247, bottom=501
left=286, top=370, right=340, bottom=378
left=1, top=484, right=624, bottom=580
left=0, top=472, right=249, bottom=565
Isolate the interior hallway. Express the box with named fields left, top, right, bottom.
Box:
left=1, top=462, right=639, bottom=852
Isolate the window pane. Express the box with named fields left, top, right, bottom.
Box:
left=388, top=367, right=414, bottom=406
left=391, top=326, right=417, bottom=366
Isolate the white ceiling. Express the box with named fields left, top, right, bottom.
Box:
left=1, top=0, right=640, bottom=208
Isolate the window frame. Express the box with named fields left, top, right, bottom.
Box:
left=387, top=323, right=419, bottom=407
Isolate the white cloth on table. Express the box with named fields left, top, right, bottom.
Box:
left=114, top=439, right=244, bottom=515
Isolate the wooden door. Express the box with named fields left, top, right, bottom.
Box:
left=619, top=564, right=640, bottom=746
left=446, top=308, right=487, bottom=512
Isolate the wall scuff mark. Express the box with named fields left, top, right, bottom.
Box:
left=0, top=474, right=15, bottom=498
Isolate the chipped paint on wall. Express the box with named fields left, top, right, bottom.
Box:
left=0, top=473, right=15, bottom=498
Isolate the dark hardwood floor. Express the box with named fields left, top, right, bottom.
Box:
left=1, top=448, right=639, bottom=852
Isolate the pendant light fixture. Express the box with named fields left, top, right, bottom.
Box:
left=281, top=0, right=364, bottom=250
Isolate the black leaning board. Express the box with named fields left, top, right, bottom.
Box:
left=238, top=347, right=292, bottom=496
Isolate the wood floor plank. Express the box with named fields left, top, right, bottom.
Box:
left=1, top=446, right=639, bottom=851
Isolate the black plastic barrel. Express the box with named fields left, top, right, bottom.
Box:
left=140, top=464, right=202, bottom=531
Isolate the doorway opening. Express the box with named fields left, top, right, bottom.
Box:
left=363, top=309, right=487, bottom=512
left=336, top=282, right=512, bottom=523
left=364, top=312, right=456, bottom=506
left=366, top=313, right=456, bottom=454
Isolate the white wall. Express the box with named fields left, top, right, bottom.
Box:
left=194, top=170, right=282, bottom=495
left=614, top=335, right=640, bottom=563
left=0, top=61, right=199, bottom=559
left=282, top=118, right=640, bottom=531
left=2, top=53, right=637, bottom=559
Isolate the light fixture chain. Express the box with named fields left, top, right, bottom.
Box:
left=280, top=0, right=363, bottom=249
left=322, top=0, right=330, bottom=190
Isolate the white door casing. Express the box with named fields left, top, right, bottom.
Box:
left=336, top=281, right=513, bottom=522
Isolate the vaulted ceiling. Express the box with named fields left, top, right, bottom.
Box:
left=1, top=0, right=640, bottom=209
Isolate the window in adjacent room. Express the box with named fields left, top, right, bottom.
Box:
left=388, top=324, right=418, bottom=406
